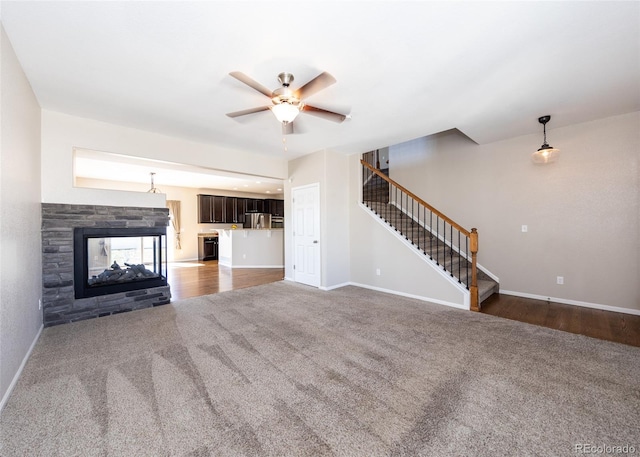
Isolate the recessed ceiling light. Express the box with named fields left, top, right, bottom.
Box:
left=277, top=188, right=282, bottom=191
left=266, top=190, right=271, bottom=193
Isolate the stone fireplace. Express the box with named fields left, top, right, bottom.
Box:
left=42, top=203, right=171, bottom=327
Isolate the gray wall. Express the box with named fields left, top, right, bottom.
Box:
left=387, top=112, right=639, bottom=312
left=0, top=25, right=43, bottom=409
left=348, top=153, right=467, bottom=307
left=286, top=150, right=350, bottom=289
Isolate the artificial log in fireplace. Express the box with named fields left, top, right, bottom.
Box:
left=74, top=227, right=168, bottom=299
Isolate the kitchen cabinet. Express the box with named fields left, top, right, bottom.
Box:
left=198, top=195, right=282, bottom=223
left=265, top=199, right=284, bottom=216
left=197, top=195, right=224, bottom=223
left=198, top=234, right=219, bottom=260
left=244, top=198, right=264, bottom=213
left=224, top=197, right=239, bottom=223
left=198, top=195, right=213, bottom=223
left=234, top=198, right=247, bottom=224
left=212, top=196, right=224, bottom=222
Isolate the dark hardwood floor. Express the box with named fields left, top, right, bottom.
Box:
left=167, top=261, right=639, bottom=348
left=482, top=293, right=640, bottom=347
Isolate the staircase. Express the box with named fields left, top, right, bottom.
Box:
left=363, top=169, right=390, bottom=203
left=361, top=161, right=498, bottom=309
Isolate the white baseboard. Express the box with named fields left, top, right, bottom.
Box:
left=283, top=277, right=468, bottom=309
left=320, top=282, right=351, bottom=291
left=499, top=290, right=640, bottom=316
left=360, top=203, right=473, bottom=297
left=349, top=282, right=469, bottom=310
left=0, top=324, right=43, bottom=414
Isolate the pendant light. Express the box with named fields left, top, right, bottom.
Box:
left=532, top=115, right=560, bottom=164
left=147, top=172, right=162, bottom=193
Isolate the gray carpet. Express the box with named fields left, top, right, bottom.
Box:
left=1, top=282, right=638, bottom=456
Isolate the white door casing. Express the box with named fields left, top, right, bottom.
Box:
left=292, top=183, right=321, bottom=287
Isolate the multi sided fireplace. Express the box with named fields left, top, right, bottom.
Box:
left=74, top=227, right=167, bottom=299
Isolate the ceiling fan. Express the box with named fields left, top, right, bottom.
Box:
left=226, top=71, right=349, bottom=134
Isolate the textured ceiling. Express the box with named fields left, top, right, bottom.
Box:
left=2, top=1, right=639, bottom=164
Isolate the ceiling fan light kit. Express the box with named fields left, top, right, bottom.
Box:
left=226, top=70, right=348, bottom=133
left=532, top=115, right=560, bottom=164
left=271, top=101, right=301, bottom=123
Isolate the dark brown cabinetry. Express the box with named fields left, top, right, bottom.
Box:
left=197, top=195, right=213, bottom=223
left=197, top=194, right=283, bottom=224
left=244, top=198, right=264, bottom=213
left=198, top=235, right=218, bottom=260
left=265, top=199, right=284, bottom=216
left=235, top=198, right=247, bottom=224
left=197, top=195, right=224, bottom=223
left=224, top=197, right=239, bottom=224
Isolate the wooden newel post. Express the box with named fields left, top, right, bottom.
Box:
left=470, top=228, right=480, bottom=312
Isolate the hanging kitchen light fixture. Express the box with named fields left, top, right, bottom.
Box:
left=147, top=172, right=162, bottom=193
left=532, top=115, right=560, bottom=164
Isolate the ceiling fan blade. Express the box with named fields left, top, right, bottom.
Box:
left=302, top=105, right=348, bottom=123
left=229, top=71, right=273, bottom=98
left=226, top=106, right=271, bottom=118
left=295, top=72, right=337, bottom=100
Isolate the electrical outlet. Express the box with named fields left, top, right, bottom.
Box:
left=376, top=268, right=381, bottom=276
left=521, top=225, right=528, bottom=233
left=557, top=276, right=564, bottom=285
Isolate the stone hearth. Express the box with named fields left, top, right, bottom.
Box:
left=41, top=203, right=171, bottom=327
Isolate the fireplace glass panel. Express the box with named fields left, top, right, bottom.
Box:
left=86, top=235, right=166, bottom=287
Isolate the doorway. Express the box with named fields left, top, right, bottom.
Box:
left=292, top=183, right=321, bottom=287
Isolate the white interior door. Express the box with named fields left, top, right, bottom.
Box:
left=293, top=183, right=321, bottom=287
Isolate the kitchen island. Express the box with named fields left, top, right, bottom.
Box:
left=218, top=229, right=284, bottom=268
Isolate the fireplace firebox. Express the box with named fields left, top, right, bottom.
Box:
left=74, top=227, right=167, bottom=299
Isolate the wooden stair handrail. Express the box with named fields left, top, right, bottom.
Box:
left=361, top=160, right=470, bottom=236
left=470, top=228, right=479, bottom=312
left=361, top=159, right=480, bottom=311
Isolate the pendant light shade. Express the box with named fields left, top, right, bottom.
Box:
left=532, top=115, right=560, bottom=164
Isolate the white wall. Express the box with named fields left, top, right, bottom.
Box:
left=388, top=113, right=640, bottom=313
left=286, top=149, right=350, bottom=289
left=41, top=110, right=287, bottom=207
left=0, top=24, right=43, bottom=410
